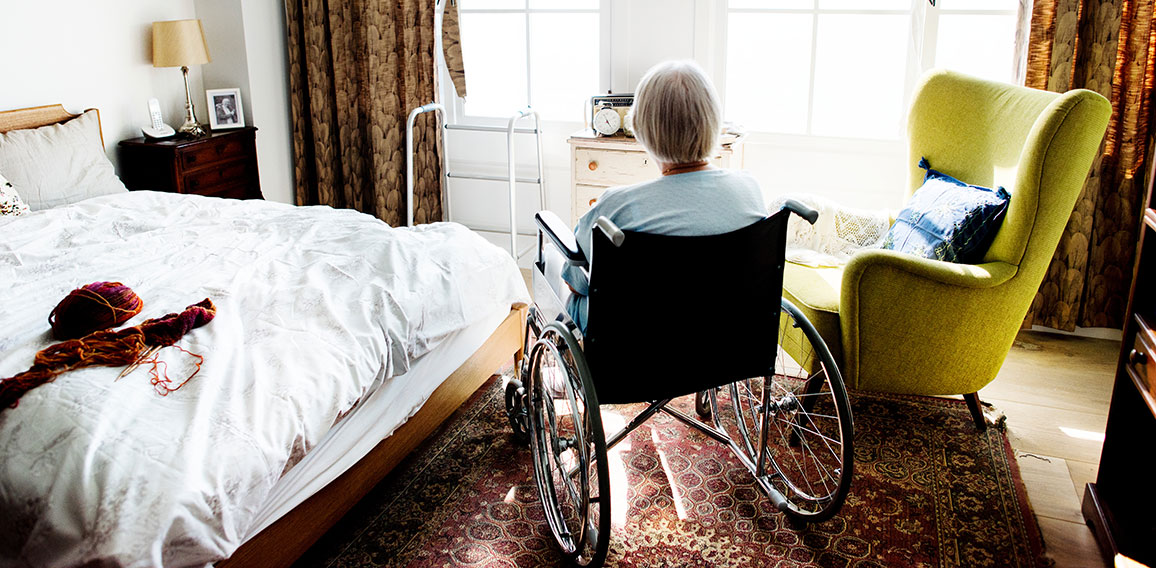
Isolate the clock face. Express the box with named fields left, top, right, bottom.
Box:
left=593, top=107, right=621, bottom=136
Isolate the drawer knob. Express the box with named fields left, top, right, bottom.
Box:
left=588, top=161, right=598, bottom=171
left=588, top=198, right=597, bottom=206
left=1130, top=349, right=1147, bottom=367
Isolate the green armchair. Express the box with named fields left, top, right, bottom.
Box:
left=781, top=69, right=1111, bottom=429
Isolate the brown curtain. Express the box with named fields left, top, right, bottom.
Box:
left=285, top=0, right=463, bottom=225
left=1023, top=0, right=1156, bottom=330
left=443, top=0, right=467, bottom=99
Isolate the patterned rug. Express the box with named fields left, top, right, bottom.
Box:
left=296, top=376, right=1045, bottom=567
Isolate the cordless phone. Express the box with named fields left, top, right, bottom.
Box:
left=142, top=98, right=176, bottom=139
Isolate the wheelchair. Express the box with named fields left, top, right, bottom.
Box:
left=504, top=202, right=854, bottom=567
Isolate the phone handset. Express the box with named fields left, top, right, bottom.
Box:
left=142, top=98, right=176, bottom=139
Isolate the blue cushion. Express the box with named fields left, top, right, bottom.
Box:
left=881, top=158, right=1010, bottom=263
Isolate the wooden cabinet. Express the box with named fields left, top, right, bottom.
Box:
left=118, top=127, right=262, bottom=200
left=1083, top=165, right=1156, bottom=566
left=566, top=130, right=745, bottom=227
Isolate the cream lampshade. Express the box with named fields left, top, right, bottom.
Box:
left=152, top=19, right=212, bottom=137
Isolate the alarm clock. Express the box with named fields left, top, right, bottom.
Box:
left=590, top=93, right=634, bottom=137
left=593, top=106, right=621, bottom=136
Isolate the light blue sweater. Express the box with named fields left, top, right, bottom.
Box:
left=561, top=168, right=768, bottom=330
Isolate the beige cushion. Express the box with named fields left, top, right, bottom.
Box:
left=0, top=110, right=127, bottom=210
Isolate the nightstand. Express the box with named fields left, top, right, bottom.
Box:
left=118, top=127, right=263, bottom=200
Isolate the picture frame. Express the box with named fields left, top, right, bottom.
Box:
left=206, top=88, right=244, bottom=130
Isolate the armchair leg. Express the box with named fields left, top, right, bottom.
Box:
left=963, top=392, right=987, bottom=432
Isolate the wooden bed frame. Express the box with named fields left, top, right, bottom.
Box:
left=0, top=104, right=527, bottom=567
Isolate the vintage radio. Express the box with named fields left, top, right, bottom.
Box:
left=590, top=93, right=634, bottom=137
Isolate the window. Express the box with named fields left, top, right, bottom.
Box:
left=927, top=0, right=1021, bottom=83
left=457, top=0, right=604, bottom=122
left=723, top=0, right=1020, bottom=140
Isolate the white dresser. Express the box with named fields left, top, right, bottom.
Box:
left=566, top=130, right=745, bottom=226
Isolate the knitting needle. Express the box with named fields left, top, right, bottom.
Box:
left=117, top=345, right=162, bottom=380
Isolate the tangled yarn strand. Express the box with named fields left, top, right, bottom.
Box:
left=0, top=299, right=217, bottom=411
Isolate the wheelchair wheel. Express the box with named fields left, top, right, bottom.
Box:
left=527, top=322, right=611, bottom=567
left=723, top=298, right=853, bottom=523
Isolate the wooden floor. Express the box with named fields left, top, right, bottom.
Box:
left=980, top=330, right=1117, bottom=568
left=520, top=269, right=1116, bottom=565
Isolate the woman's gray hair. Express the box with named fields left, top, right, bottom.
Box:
left=630, top=60, right=721, bottom=164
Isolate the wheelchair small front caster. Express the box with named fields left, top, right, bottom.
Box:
left=695, top=390, right=711, bottom=418
left=505, top=378, right=530, bottom=444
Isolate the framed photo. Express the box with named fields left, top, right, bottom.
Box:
left=206, top=88, right=244, bottom=130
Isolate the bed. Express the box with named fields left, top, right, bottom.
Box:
left=0, top=104, right=529, bottom=567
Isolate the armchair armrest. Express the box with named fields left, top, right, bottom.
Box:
left=843, top=249, right=1018, bottom=290
left=534, top=210, right=587, bottom=267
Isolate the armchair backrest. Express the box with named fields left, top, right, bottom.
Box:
left=906, top=69, right=1111, bottom=274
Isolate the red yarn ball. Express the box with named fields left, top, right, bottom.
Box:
left=49, top=282, right=144, bottom=340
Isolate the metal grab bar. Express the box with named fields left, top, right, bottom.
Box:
left=405, top=102, right=445, bottom=228
left=504, top=108, right=546, bottom=257
left=405, top=104, right=547, bottom=260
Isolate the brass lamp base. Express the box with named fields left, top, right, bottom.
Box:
left=178, top=65, right=208, bottom=138
left=178, top=117, right=207, bottom=137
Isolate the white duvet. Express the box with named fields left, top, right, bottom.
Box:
left=0, top=191, right=528, bottom=567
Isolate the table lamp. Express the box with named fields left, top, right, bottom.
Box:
left=152, top=19, right=211, bottom=137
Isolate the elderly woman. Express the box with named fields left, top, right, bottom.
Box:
left=559, top=60, right=767, bottom=330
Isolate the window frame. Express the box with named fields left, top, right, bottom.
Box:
left=705, top=0, right=1020, bottom=143
left=440, top=0, right=612, bottom=128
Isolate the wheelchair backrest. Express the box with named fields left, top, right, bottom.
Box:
left=584, top=210, right=789, bottom=404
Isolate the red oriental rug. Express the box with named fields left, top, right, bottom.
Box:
left=296, top=376, right=1045, bottom=567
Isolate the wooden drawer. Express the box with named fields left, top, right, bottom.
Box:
left=1128, top=315, right=1156, bottom=413
left=573, top=184, right=607, bottom=222
left=574, top=148, right=659, bottom=186
left=180, top=135, right=250, bottom=171
left=183, top=159, right=253, bottom=196
left=196, top=181, right=254, bottom=200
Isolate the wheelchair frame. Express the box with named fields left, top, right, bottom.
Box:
left=505, top=204, right=854, bottom=567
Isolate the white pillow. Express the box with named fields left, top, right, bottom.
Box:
left=0, top=171, right=30, bottom=217
left=0, top=110, right=127, bottom=210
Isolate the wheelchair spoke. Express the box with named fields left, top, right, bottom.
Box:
left=718, top=298, right=854, bottom=522
left=773, top=415, right=843, bottom=455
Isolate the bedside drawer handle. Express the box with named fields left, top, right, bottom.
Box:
left=1130, top=349, right=1148, bottom=367
left=588, top=161, right=598, bottom=171
left=588, top=198, right=597, bottom=206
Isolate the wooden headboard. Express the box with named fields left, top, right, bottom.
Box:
left=0, top=104, right=103, bottom=145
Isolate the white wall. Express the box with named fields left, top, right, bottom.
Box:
left=0, top=1, right=202, bottom=168
left=0, top=0, right=294, bottom=204
left=196, top=0, right=295, bottom=204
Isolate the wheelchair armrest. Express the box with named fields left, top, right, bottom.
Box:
left=535, top=211, right=587, bottom=266
left=779, top=199, right=819, bottom=225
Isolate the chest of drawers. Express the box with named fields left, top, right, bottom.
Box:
left=118, top=127, right=263, bottom=200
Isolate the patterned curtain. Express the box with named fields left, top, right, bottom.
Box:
left=285, top=0, right=465, bottom=225
left=443, top=0, right=467, bottom=99
left=1023, top=0, right=1156, bottom=330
